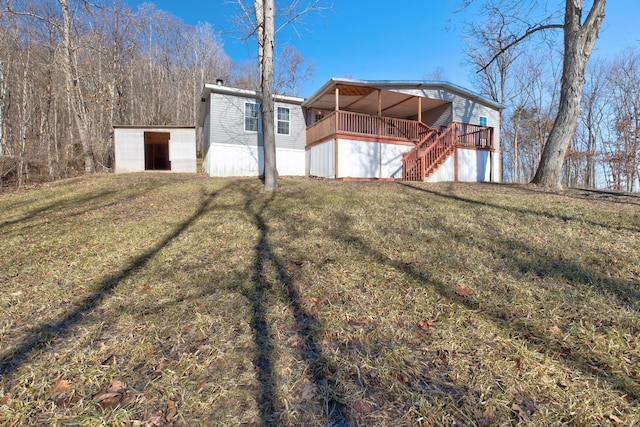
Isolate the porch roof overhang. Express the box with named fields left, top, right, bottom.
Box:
left=301, top=78, right=506, bottom=118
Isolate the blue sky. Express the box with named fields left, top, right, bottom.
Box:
left=126, top=1, right=640, bottom=97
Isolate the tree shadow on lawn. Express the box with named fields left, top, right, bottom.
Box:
left=0, top=177, right=176, bottom=236
left=398, top=182, right=640, bottom=311
left=239, top=187, right=349, bottom=426
left=326, top=203, right=640, bottom=405
left=0, top=182, right=236, bottom=380
left=400, top=182, right=640, bottom=234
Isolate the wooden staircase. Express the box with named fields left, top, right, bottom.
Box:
left=402, top=123, right=457, bottom=181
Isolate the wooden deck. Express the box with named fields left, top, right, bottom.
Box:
left=306, top=111, right=433, bottom=147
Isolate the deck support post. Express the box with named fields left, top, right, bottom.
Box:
left=454, top=123, right=459, bottom=182
left=418, top=97, right=422, bottom=123
left=335, top=138, right=339, bottom=179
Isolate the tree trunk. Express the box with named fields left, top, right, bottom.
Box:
left=0, top=59, right=4, bottom=158
left=59, top=0, right=95, bottom=174
left=531, top=0, right=605, bottom=189
left=259, top=0, right=278, bottom=191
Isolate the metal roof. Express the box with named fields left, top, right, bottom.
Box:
left=301, top=78, right=506, bottom=117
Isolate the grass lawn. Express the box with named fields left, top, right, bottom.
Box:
left=0, top=173, right=639, bottom=426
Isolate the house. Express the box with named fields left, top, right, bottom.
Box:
left=113, top=126, right=197, bottom=173
left=198, top=78, right=504, bottom=182
left=303, top=78, right=504, bottom=182
left=198, top=82, right=306, bottom=177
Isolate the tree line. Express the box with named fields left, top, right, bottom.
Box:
left=0, top=0, right=312, bottom=189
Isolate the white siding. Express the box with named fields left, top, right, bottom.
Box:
left=382, top=144, right=413, bottom=178
left=114, top=128, right=145, bottom=172
left=308, top=140, right=335, bottom=178
left=203, top=92, right=306, bottom=177
left=168, top=128, right=197, bottom=173
left=457, top=148, right=491, bottom=182
left=205, top=143, right=304, bottom=177
left=208, top=92, right=305, bottom=150
left=427, top=148, right=491, bottom=183
left=337, top=139, right=380, bottom=178
left=334, top=139, right=412, bottom=179
left=277, top=148, right=306, bottom=176
left=427, top=155, right=455, bottom=183
left=114, top=127, right=196, bottom=173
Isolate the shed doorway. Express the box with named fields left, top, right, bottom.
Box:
left=144, top=132, right=171, bottom=170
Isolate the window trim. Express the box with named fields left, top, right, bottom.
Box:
left=276, top=106, right=291, bottom=135
left=245, top=102, right=259, bottom=132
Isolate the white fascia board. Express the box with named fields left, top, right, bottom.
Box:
left=302, top=78, right=506, bottom=112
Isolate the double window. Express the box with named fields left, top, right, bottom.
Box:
left=245, top=103, right=291, bottom=135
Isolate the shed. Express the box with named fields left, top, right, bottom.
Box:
left=113, top=126, right=197, bottom=173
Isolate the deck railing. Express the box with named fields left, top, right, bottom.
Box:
left=456, top=123, right=493, bottom=149
left=403, top=122, right=494, bottom=181
left=306, top=111, right=433, bottom=146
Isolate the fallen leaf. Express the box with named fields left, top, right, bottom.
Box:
left=418, top=318, right=435, bottom=330
left=609, top=414, right=623, bottom=424
left=0, top=393, right=11, bottom=406
left=48, top=380, right=70, bottom=399
left=207, top=265, right=218, bottom=272
left=166, top=400, right=178, bottom=421
left=414, top=329, right=429, bottom=340
left=455, top=285, right=476, bottom=298
left=108, top=379, right=126, bottom=393
left=397, top=373, right=410, bottom=384
left=147, top=412, right=164, bottom=426
left=92, top=378, right=135, bottom=409
left=475, top=405, right=496, bottom=427
left=300, top=382, right=317, bottom=401
left=57, top=394, right=81, bottom=409
left=351, top=398, right=375, bottom=414
left=511, top=395, right=536, bottom=418
left=550, top=325, right=563, bottom=335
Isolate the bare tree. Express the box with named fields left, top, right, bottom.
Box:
left=257, top=0, right=278, bottom=190
left=232, top=0, right=325, bottom=191
left=464, top=0, right=606, bottom=189
left=274, top=45, right=315, bottom=96
left=531, top=0, right=606, bottom=188
left=603, top=49, right=640, bottom=192
left=573, top=58, right=608, bottom=188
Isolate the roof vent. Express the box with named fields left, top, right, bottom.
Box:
left=216, top=78, right=224, bottom=86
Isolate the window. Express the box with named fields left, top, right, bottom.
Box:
left=277, top=107, right=290, bottom=135
left=245, top=102, right=259, bottom=132
left=479, top=116, right=488, bottom=127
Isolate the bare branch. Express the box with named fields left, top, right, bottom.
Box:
left=2, top=5, right=63, bottom=31
left=275, top=0, right=328, bottom=35
left=477, top=22, right=563, bottom=73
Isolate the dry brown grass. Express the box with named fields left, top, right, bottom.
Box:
left=0, top=173, right=639, bottom=426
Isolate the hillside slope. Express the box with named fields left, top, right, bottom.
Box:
left=1, top=174, right=639, bottom=426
